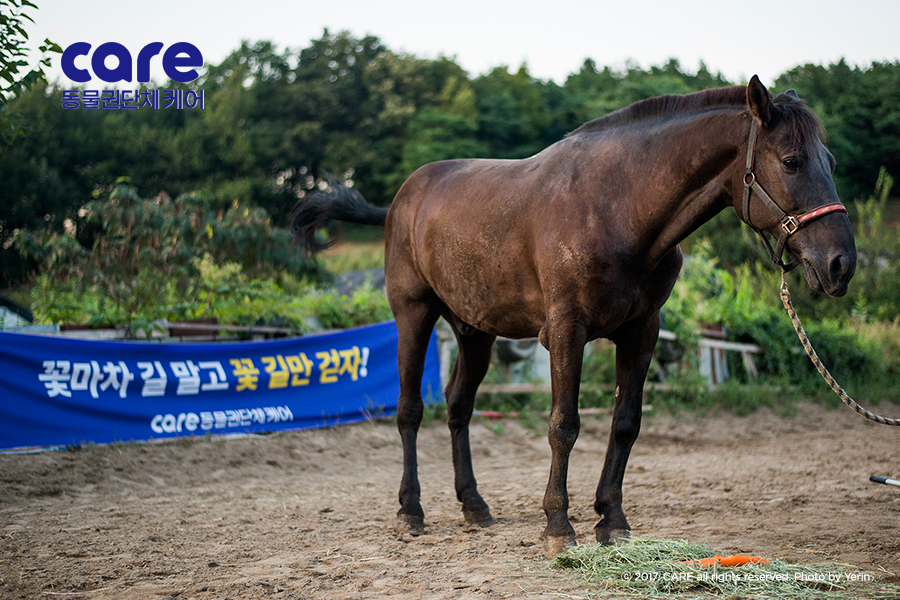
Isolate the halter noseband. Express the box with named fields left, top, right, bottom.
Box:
left=741, top=118, right=848, bottom=272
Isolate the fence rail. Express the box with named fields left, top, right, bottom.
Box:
left=437, top=328, right=764, bottom=396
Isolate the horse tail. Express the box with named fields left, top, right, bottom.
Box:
left=290, top=180, right=388, bottom=256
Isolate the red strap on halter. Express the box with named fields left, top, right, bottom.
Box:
left=796, top=203, right=848, bottom=227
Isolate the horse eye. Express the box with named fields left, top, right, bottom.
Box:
left=782, top=157, right=800, bottom=172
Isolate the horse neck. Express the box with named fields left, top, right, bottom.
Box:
left=630, top=110, right=748, bottom=265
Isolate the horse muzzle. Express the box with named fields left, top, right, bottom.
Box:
left=800, top=248, right=856, bottom=297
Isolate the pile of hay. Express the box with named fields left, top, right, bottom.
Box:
left=552, top=537, right=889, bottom=599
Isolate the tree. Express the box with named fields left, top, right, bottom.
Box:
left=473, top=64, right=561, bottom=159
left=387, top=74, right=486, bottom=187
left=0, top=0, right=60, bottom=147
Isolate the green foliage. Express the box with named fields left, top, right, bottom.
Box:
left=841, top=168, right=899, bottom=319
left=179, top=263, right=390, bottom=332
left=392, top=108, right=487, bottom=183
left=293, top=284, right=391, bottom=330
left=0, top=0, right=61, bottom=147
left=856, top=318, right=900, bottom=380
left=684, top=209, right=761, bottom=270
left=25, top=251, right=390, bottom=334
left=473, top=65, right=563, bottom=159
left=320, top=241, right=384, bottom=274
left=13, top=182, right=324, bottom=331
left=663, top=234, right=899, bottom=404
left=580, top=341, right=616, bottom=387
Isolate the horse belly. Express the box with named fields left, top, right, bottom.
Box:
left=442, top=263, right=544, bottom=337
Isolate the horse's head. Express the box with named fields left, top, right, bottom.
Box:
left=736, top=76, right=856, bottom=297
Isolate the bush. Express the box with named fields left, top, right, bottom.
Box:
left=15, top=182, right=392, bottom=334
left=664, top=237, right=895, bottom=405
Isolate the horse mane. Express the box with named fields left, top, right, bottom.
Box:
left=568, top=85, right=824, bottom=150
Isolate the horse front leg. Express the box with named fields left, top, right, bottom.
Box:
left=541, top=318, right=587, bottom=555
left=594, top=312, right=660, bottom=544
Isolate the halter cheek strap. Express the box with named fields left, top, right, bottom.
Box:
left=742, top=118, right=848, bottom=272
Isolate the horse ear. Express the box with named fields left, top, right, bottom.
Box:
left=784, top=89, right=799, bottom=99
left=746, top=75, right=773, bottom=126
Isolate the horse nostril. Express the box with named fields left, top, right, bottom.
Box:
left=830, top=255, right=846, bottom=282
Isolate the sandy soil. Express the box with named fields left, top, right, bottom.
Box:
left=2, top=402, right=899, bottom=599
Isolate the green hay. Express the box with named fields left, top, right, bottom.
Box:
left=551, top=536, right=898, bottom=599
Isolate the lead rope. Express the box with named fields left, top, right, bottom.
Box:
left=779, top=272, right=900, bottom=425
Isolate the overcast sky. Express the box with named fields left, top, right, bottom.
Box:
left=26, top=0, right=900, bottom=87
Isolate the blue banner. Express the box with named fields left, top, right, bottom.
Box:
left=0, top=322, right=442, bottom=450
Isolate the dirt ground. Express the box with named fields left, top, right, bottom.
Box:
left=2, top=402, right=900, bottom=599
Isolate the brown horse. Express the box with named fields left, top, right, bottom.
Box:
left=292, top=76, right=856, bottom=553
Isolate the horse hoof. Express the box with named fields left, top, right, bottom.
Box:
left=595, top=527, right=630, bottom=546
left=394, top=514, right=425, bottom=536
left=463, top=507, right=495, bottom=527
left=542, top=534, right=577, bottom=557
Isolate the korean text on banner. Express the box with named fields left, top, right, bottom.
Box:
left=0, top=321, right=442, bottom=450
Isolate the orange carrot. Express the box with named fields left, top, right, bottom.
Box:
left=681, top=554, right=769, bottom=568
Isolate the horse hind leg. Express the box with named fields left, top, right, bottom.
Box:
left=393, top=295, right=443, bottom=536
left=445, top=322, right=496, bottom=527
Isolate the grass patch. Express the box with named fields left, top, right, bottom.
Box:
left=552, top=536, right=895, bottom=599
left=320, top=240, right=385, bottom=274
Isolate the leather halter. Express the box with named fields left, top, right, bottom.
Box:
left=741, top=118, right=848, bottom=272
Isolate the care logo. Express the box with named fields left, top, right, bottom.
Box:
left=59, top=41, right=205, bottom=110
left=61, top=42, right=203, bottom=83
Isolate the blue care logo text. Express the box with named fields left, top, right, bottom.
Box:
left=60, top=42, right=204, bottom=111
